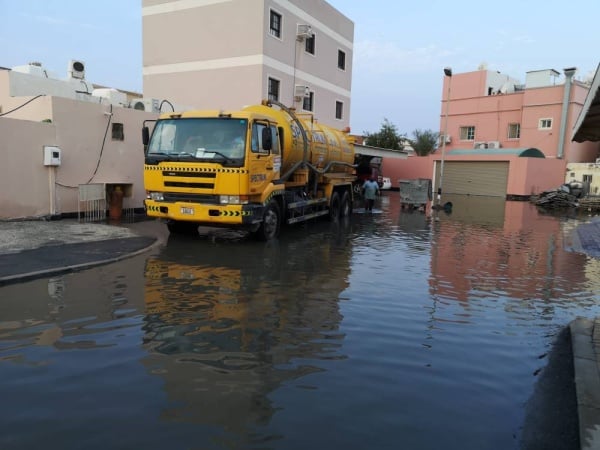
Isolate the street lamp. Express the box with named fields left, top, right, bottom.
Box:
left=437, top=67, right=452, bottom=207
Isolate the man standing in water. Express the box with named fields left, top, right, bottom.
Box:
left=362, top=175, right=380, bottom=212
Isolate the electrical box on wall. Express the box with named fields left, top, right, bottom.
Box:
left=43, top=146, right=62, bottom=166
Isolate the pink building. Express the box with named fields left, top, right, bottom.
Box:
left=393, top=67, right=600, bottom=198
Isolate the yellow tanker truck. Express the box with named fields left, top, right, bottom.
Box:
left=142, top=100, right=357, bottom=240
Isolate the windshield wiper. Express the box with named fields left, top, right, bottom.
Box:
left=202, top=150, right=235, bottom=164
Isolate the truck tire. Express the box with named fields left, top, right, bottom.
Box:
left=329, top=192, right=341, bottom=221
left=340, top=191, right=352, bottom=218
left=167, top=220, right=198, bottom=235
left=253, top=201, right=280, bottom=241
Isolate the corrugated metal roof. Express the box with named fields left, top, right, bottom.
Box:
left=446, top=148, right=545, bottom=158
left=354, top=144, right=408, bottom=159
left=572, top=62, right=600, bottom=143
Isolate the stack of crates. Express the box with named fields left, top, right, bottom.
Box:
left=399, top=179, right=431, bottom=209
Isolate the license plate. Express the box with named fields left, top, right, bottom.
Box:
left=180, top=207, right=194, bottom=215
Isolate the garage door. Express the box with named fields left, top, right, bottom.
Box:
left=435, top=161, right=509, bottom=197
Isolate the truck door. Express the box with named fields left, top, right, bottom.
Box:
left=248, top=122, right=281, bottom=195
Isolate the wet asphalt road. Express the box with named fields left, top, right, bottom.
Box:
left=0, top=215, right=586, bottom=448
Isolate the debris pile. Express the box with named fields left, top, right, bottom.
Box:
left=534, top=187, right=579, bottom=209
left=579, top=197, right=600, bottom=211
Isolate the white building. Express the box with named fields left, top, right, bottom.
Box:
left=142, top=0, right=353, bottom=128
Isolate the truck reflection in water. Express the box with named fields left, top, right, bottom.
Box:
left=141, top=224, right=352, bottom=433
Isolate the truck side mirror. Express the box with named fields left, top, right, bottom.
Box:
left=142, top=126, right=150, bottom=146
left=261, top=127, right=272, bottom=152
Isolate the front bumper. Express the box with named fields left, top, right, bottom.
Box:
left=145, top=200, right=264, bottom=227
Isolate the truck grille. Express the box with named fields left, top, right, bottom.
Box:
left=163, top=193, right=219, bottom=204
left=162, top=170, right=216, bottom=189
left=164, top=181, right=214, bottom=189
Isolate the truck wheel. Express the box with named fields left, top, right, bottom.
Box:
left=340, top=191, right=352, bottom=217
left=167, top=220, right=198, bottom=235
left=254, top=201, right=280, bottom=241
left=329, top=192, right=341, bottom=221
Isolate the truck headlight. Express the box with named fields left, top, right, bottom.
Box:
left=147, top=192, right=164, bottom=201
left=219, top=195, right=249, bottom=205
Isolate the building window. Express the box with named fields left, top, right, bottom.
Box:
left=305, top=34, right=315, bottom=54
left=459, top=126, right=475, bottom=141
left=268, top=77, right=280, bottom=102
left=338, top=50, right=346, bottom=70
left=303, top=92, right=314, bottom=111
left=539, top=118, right=552, bottom=129
left=508, top=123, right=520, bottom=139
left=269, top=10, right=282, bottom=38
left=112, top=123, right=124, bottom=141
left=335, top=101, right=343, bottom=120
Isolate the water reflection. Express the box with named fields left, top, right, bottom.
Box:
left=141, top=225, right=353, bottom=433
left=429, top=196, right=590, bottom=305
left=2, top=192, right=600, bottom=450
left=0, top=267, right=145, bottom=356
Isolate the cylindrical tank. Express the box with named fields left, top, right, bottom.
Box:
left=243, top=104, right=354, bottom=175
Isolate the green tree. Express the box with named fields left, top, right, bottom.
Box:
left=410, top=129, right=439, bottom=156
left=364, top=118, right=404, bottom=151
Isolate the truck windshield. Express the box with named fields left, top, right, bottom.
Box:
left=147, top=118, right=248, bottom=163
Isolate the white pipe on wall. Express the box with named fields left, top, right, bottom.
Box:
left=557, top=67, right=577, bottom=159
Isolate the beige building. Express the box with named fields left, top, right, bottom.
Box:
left=1, top=0, right=354, bottom=220
left=142, top=0, right=353, bottom=128
left=0, top=63, right=156, bottom=220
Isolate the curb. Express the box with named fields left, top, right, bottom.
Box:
left=570, top=317, right=600, bottom=450
left=0, top=237, right=160, bottom=286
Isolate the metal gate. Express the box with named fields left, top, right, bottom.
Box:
left=435, top=161, right=509, bottom=197
left=78, top=183, right=106, bottom=222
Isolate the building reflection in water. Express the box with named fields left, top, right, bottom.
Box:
left=141, top=224, right=353, bottom=435
left=429, top=194, right=590, bottom=307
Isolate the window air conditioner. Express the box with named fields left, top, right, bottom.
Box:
left=130, top=98, right=161, bottom=113
left=473, top=141, right=488, bottom=149
left=439, top=134, right=451, bottom=144
left=68, top=60, right=85, bottom=79
left=297, top=24, right=313, bottom=40
left=487, top=141, right=501, bottom=149
left=294, top=85, right=310, bottom=98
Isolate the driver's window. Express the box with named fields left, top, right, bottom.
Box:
left=269, top=125, right=280, bottom=155
left=252, top=123, right=266, bottom=153
left=251, top=122, right=280, bottom=154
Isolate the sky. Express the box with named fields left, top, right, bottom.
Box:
left=0, top=0, right=598, bottom=136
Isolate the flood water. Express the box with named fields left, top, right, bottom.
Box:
left=1, top=191, right=600, bottom=450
